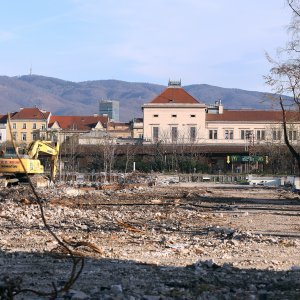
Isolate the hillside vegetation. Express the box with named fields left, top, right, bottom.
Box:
left=0, top=75, right=277, bottom=121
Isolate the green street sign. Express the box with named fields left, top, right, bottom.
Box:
left=230, top=155, right=264, bottom=163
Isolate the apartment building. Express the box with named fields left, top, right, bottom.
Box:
left=7, top=107, right=51, bottom=145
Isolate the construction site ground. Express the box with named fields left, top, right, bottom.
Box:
left=1, top=179, right=300, bottom=299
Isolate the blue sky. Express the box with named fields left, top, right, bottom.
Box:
left=0, top=0, right=292, bottom=92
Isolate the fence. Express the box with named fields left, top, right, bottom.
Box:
left=178, top=174, right=247, bottom=183
left=58, top=172, right=248, bottom=185
left=59, top=172, right=121, bottom=183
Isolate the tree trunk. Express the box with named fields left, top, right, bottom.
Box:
left=280, top=97, right=300, bottom=175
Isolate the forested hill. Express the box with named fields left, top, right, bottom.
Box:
left=0, top=75, right=278, bottom=121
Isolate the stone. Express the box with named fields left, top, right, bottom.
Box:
left=110, top=284, right=123, bottom=294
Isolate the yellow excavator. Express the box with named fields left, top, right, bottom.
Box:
left=0, top=140, right=59, bottom=187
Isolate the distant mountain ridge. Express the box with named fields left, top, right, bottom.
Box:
left=0, top=75, right=278, bottom=121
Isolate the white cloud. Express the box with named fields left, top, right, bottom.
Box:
left=97, top=0, right=291, bottom=90
left=0, top=0, right=293, bottom=91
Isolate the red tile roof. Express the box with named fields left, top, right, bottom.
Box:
left=11, top=107, right=50, bottom=120
left=206, top=110, right=300, bottom=122
left=0, top=114, right=7, bottom=123
left=149, top=86, right=200, bottom=104
left=49, top=115, right=108, bottom=130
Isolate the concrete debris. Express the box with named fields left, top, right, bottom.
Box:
left=0, top=181, right=300, bottom=299
left=30, top=175, right=50, bottom=188
left=62, top=289, right=90, bottom=300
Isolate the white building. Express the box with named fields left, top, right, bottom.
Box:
left=0, top=115, right=7, bottom=144
left=143, top=80, right=207, bottom=143
left=142, top=80, right=300, bottom=147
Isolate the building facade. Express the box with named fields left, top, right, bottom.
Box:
left=143, top=81, right=207, bottom=143
left=7, top=107, right=51, bottom=145
left=47, top=115, right=108, bottom=144
left=107, top=121, right=131, bottom=139
left=130, top=118, right=144, bottom=139
left=0, top=115, right=7, bottom=144
left=143, top=81, right=300, bottom=147
left=205, top=107, right=300, bottom=146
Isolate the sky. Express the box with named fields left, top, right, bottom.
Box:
left=0, top=0, right=293, bottom=92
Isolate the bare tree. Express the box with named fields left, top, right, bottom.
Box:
left=102, top=135, right=117, bottom=182
left=265, top=0, right=300, bottom=174
left=151, top=127, right=204, bottom=173
left=123, top=143, right=140, bottom=175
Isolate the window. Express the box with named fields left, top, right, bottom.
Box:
left=41, top=124, right=46, bottom=130
left=190, top=114, right=196, bottom=118
left=171, top=114, right=177, bottom=118
left=289, top=130, right=297, bottom=141
left=0, top=133, right=2, bottom=141
left=256, top=130, right=266, bottom=140
left=171, top=127, right=178, bottom=142
left=22, top=123, right=26, bottom=129
left=190, top=127, right=196, bottom=142
left=12, top=123, right=16, bottom=129
left=209, top=129, right=218, bottom=140
left=12, top=132, right=17, bottom=140
left=21, top=133, right=27, bottom=141
left=32, top=133, right=37, bottom=141
left=153, top=126, right=159, bottom=142
left=272, top=130, right=282, bottom=140
left=241, top=130, right=253, bottom=140
left=32, top=123, right=37, bottom=129
left=153, top=114, right=159, bottom=118
left=224, top=129, right=234, bottom=140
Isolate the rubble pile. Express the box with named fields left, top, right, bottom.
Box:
left=0, top=184, right=300, bottom=299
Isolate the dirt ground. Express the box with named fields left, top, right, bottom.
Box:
left=0, top=181, right=300, bottom=299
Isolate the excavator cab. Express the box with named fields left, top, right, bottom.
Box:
left=0, top=140, right=59, bottom=187
left=2, top=146, right=26, bottom=158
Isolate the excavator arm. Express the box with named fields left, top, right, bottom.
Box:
left=26, top=141, right=60, bottom=181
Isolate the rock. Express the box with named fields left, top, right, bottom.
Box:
left=291, top=265, right=300, bottom=271
left=248, top=284, right=257, bottom=292
left=142, top=296, right=161, bottom=300
left=65, top=289, right=90, bottom=299
left=227, top=240, right=239, bottom=246
left=80, top=224, right=88, bottom=230
left=151, top=199, right=162, bottom=204
left=110, top=284, right=123, bottom=294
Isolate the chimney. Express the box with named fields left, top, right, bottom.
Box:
left=218, top=100, right=224, bottom=114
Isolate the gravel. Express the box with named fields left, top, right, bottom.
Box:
left=0, top=183, right=300, bottom=299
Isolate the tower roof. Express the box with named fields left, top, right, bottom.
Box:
left=149, top=86, right=200, bottom=104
